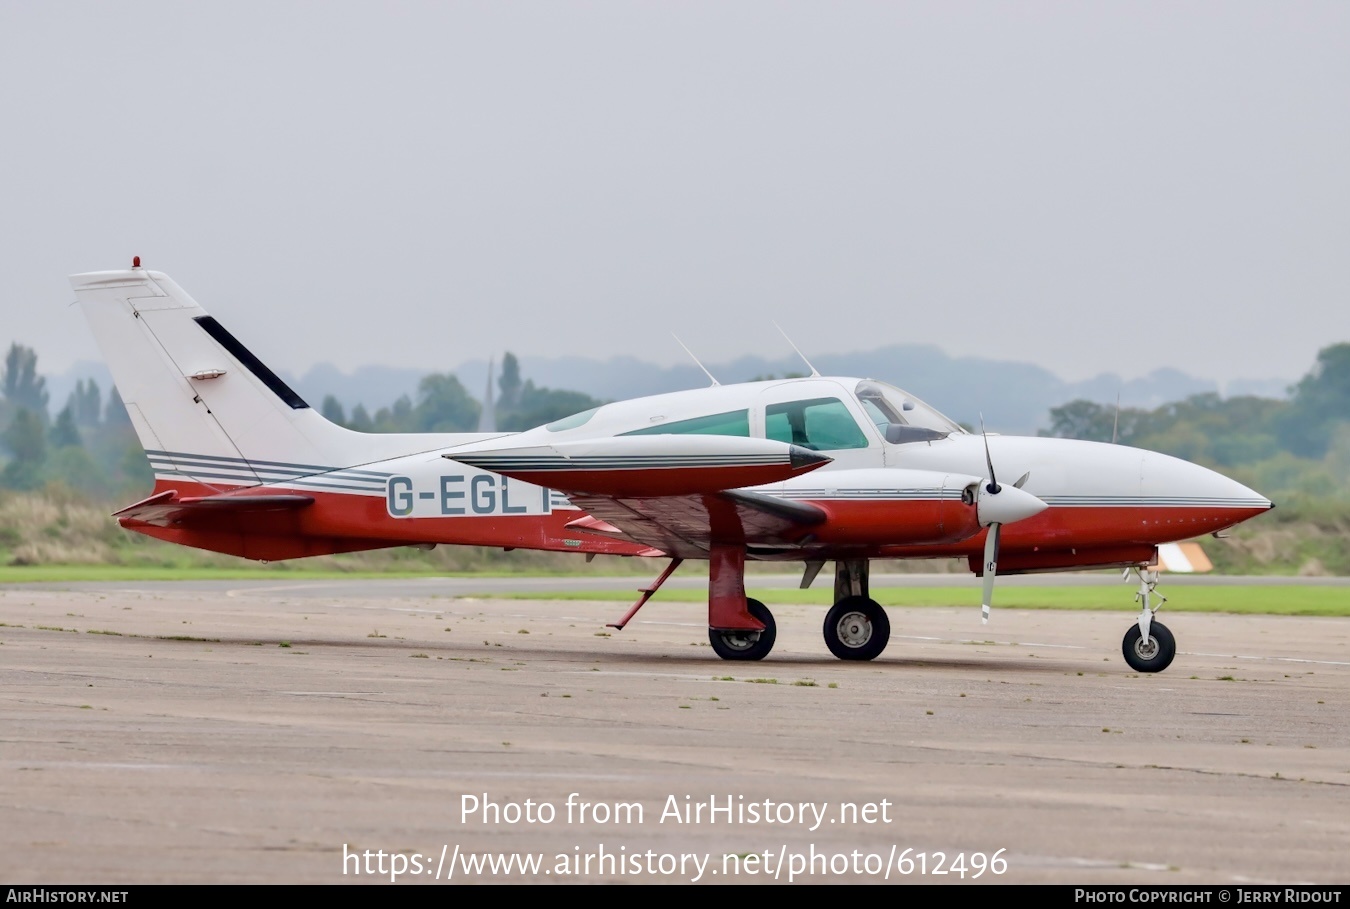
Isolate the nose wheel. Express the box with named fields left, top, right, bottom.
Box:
left=1122, top=621, right=1176, bottom=673
left=1122, top=566, right=1176, bottom=672
left=823, top=596, right=890, bottom=661
left=709, top=598, right=776, bottom=661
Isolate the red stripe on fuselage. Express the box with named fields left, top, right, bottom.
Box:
left=123, top=479, right=650, bottom=559
left=120, top=480, right=1269, bottom=566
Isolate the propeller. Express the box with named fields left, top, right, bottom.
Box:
left=979, top=415, right=999, bottom=625
left=975, top=416, right=1046, bottom=624
left=980, top=527, right=999, bottom=625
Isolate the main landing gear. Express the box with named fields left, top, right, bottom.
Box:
left=617, top=548, right=782, bottom=661
left=621, top=551, right=892, bottom=662
left=1122, top=566, right=1176, bottom=673
left=701, top=545, right=779, bottom=661
left=708, top=599, right=776, bottom=661
left=702, top=549, right=891, bottom=662
left=823, top=596, right=890, bottom=661
left=703, top=554, right=892, bottom=662
left=820, top=558, right=890, bottom=661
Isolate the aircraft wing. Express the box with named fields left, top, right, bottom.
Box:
left=447, top=435, right=830, bottom=497
left=448, top=435, right=831, bottom=557
left=114, top=489, right=315, bottom=528
left=562, top=489, right=828, bottom=557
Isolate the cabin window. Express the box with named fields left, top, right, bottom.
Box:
left=765, top=398, right=869, bottom=450
left=621, top=409, right=751, bottom=438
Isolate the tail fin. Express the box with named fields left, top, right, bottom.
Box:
left=70, top=265, right=493, bottom=490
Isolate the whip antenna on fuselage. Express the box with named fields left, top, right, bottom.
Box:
left=672, top=334, right=720, bottom=387
left=773, top=321, right=820, bottom=378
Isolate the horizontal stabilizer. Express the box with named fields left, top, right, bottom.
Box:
left=115, top=490, right=314, bottom=528
left=446, top=435, right=830, bottom=497
left=564, top=514, right=625, bottom=535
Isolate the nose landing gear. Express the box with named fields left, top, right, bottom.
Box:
left=1122, top=567, right=1176, bottom=672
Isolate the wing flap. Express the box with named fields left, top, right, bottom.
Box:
left=566, top=489, right=827, bottom=557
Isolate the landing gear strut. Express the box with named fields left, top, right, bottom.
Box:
left=1122, top=566, right=1176, bottom=673
left=707, top=545, right=777, bottom=661
left=821, top=558, right=890, bottom=661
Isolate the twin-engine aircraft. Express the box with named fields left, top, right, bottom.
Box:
left=70, top=263, right=1273, bottom=672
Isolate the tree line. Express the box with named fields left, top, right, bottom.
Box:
left=0, top=346, right=599, bottom=500
left=315, top=353, right=599, bottom=434
left=1039, top=343, right=1350, bottom=506
left=0, top=344, right=147, bottom=497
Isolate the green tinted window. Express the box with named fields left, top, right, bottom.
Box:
left=765, top=398, right=869, bottom=450
left=621, top=410, right=750, bottom=438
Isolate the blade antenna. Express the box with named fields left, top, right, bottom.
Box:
left=1112, top=392, right=1121, bottom=444
left=772, top=321, right=820, bottom=377
left=672, top=334, right=720, bottom=387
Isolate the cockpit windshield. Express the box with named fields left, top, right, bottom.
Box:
left=854, top=380, right=964, bottom=444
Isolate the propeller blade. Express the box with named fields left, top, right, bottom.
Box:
left=981, top=522, right=1001, bottom=624
left=1013, top=471, right=1031, bottom=489
left=979, top=414, right=999, bottom=493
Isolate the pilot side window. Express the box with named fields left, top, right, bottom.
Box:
left=765, top=398, right=869, bottom=450
left=620, top=409, right=751, bottom=437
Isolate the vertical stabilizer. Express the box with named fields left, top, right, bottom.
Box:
left=70, top=266, right=501, bottom=490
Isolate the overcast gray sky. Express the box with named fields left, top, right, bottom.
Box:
left=3, top=2, right=1347, bottom=389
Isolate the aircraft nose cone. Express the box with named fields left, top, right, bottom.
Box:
left=977, top=482, right=1048, bottom=527
left=1138, top=450, right=1273, bottom=535
left=1141, top=451, right=1274, bottom=511
left=1224, top=476, right=1274, bottom=511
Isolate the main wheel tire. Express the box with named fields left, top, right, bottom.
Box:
left=823, top=596, right=890, bottom=661
left=1122, top=621, right=1176, bottom=673
left=708, top=598, right=776, bottom=661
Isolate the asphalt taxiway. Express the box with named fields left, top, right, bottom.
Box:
left=2, top=578, right=1347, bottom=884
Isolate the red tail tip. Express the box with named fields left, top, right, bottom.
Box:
left=132, top=256, right=141, bottom=268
